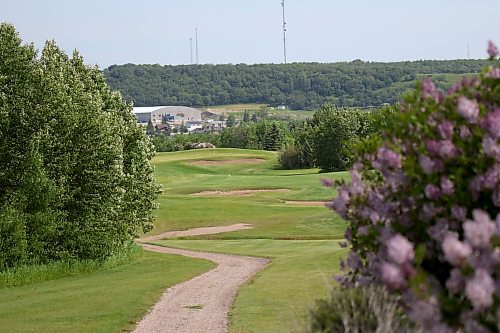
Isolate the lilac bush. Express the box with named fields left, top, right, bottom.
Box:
left=327, top=42, right=500, bottom=332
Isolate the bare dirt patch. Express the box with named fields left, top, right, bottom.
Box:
left=138, top=223, right=254, bottom=242
left=134, top=224, right=269, bottom=333
left=192, top=189, right=290, bottom=196
left=190, top=158, right=266, bottom=166
left=285, top=200, right=330, bottom=207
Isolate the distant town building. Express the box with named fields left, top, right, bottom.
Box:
left=203, top=120, right=226, bottom=132
left=133, top=106, right=202, bottom=124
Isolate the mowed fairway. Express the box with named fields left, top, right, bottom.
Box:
left=0, top=148, right=347, bottom=333
left=151, top=148, right=348, bottom=239
left=146, top=148, right=348, bottom=332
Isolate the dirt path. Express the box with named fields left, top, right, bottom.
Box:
left=134, top=225, right=269, bottom=333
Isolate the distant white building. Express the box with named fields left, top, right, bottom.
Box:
left=133, top=106, right=202, bottom=124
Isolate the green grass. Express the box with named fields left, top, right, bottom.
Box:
left=146, top=148, right=350, bottom=332
left=2, top=148, right=348, bottom=332
left=153, top=239, right=347, bottom=333
left=150, top=148, right=348, bottom=239
left=0, top=249, right=214, bottom=333
left=205, top=104, right=316, bottom=120
left=0, top=243, right=141, bottom=289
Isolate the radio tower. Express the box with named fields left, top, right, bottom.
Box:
left=190, top=37, right=193, bottom=64
left=281, top=0, right=287, bottom=64
left=195, top=27, right=199, bottom=64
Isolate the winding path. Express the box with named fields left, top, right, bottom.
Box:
left=134, top=224, right=269, bottom=333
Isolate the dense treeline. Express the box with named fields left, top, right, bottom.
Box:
left=152, top=120, right=291, bottom=153
left=104, top=60, right=488, bottom=109
left=151, top=105, right=388, bottom=172
left=0, top=24, right=159, bottom=270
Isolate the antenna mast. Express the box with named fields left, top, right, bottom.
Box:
left=190, top=37, right=193, bottom=64
left=195, top=27, right=199, bottom=64
left=281, top=0, right=287, bottom=64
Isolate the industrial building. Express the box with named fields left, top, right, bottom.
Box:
left=132, top=106, right=202, bottom=124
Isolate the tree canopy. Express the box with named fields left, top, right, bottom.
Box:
left=103, top=60, right=488, bottom=109
left=0, top=23, right=159, bottom=269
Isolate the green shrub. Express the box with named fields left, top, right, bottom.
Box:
left=308, top=286, right=421, bottom=333
left=0, top=207, right=27, bottom=269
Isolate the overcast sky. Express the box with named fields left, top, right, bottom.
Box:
left=2, top=0, right=500, bottom=68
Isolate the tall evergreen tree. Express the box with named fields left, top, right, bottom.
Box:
left=226, top=113, right=236, bottom=127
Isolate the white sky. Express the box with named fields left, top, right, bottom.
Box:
left=2, top=0, right=500, bottom=68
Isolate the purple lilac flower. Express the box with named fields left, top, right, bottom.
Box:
left=369, top=211, right=380, bottom=224
left=442, top=233, right=472, bottom=266
left=469, top=174, right=485, bottom=199
left=421, top=203, right=438, bottom=220
left=419, top=154, right=435, bottom=174
left=464, top=209, right=496, bottom=249
left=446, top=268, right=465, bottom=294
left=483, top=164, right=500, bottom=189
left=437, top=120, right=454, bottom=140
left=330, top=187, right=350, bottom=217
left=376, top=147, right=402, bottom=169
left=465, top=269, right=495, bottom=309
left=485, top=67, right=500, bottom=79
left=493, top=187, right=500, bottom=207
left=465, top=321, right=491, bottom=333
left=425, top=184, right=442, bottom=200
left=427, top=218, right=449, bottom=242
left=426, top=139, right=441, bottom=156
left=358, top=226, right=369, bottom=236
left=484, top=108, right=500, bottom=139
left=422, top=78, right=440, bottom=101
left=385, top=170, right=406, bottom=191
left=439, top=140, right=459, bottom=159
left=346, top=252, right=362, bottom=270
left=407, top=297, right=447, bottom=332
left=440, top=176, right=454, bottom=195
left=380, top=261, right=405, bottom=289
left=487, top=40, right=499, bottom=58
left=349, top=170, right=365, bottom=195
left=451, top=205, right=467, bottom=221
left=492, top=248, right=500, bottom=264
left=456, top=97, right=479, bottom=123
left=386, top=234, right=414, bottom=265
left=482, top=135, right=500, bottom=160
left=459, top=125, right=471, bottom=139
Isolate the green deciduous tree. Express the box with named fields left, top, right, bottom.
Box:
left=0, top=24, right=160, bottom=269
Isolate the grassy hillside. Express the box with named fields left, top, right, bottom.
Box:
left=2, top=148, right=348, bottom=332
left=104, top=60, right=487, bottom=109
left=146, top=148, right=349, bottom=332
left=151, top=148, right=347, bottom=239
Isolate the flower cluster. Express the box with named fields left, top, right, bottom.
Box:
left=327, top=42, right=500, bottom=332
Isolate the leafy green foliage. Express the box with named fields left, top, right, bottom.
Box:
left=104, top=61, right=488, bottom=110
left=308, top=286, right=421, bottom=333
left=0, top=24, right=159, bottom=269
left=310, top=106, right=383, bottom=172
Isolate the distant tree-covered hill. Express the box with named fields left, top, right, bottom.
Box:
left=103, top=60, right=488, bottom=109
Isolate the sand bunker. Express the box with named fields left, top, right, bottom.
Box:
left=192, top=189, right=290, bottom=196
left=137, top=223, right=254, bottom=241
left=190, top=158, right=265, bottom=166
left=285, top=200, right=330, bottom=206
